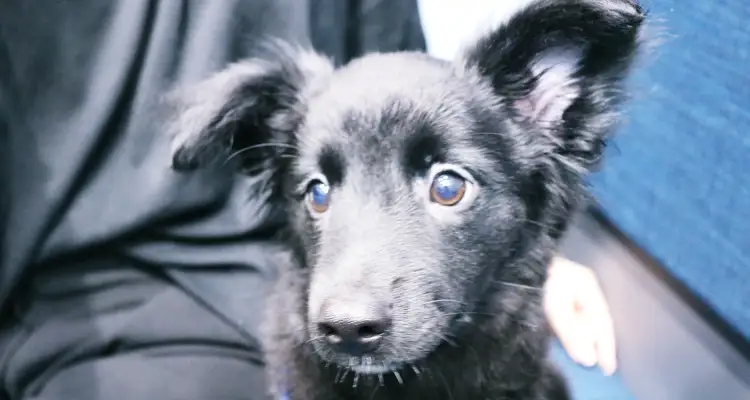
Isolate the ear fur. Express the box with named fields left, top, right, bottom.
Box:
left=459, top=0, right=646, bottom=172
left=164, top=44, right=334, bottom=172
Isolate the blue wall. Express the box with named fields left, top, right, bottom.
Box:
left=591, top=0, right=750, bottom=338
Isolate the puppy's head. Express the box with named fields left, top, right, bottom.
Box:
left=167, top=0, right=645, bottom=375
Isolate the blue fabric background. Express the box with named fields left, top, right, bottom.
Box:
left=590, top=0, right=750, bottom=338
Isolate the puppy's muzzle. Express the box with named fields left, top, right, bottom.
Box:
left=316, top=297, right=392, bottom=356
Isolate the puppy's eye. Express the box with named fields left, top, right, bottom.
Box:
left=307, top=180, right=330, bottom=213
left=429, top=172, right=466, bottom=206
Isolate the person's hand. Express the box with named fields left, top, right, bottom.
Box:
left=544, top=256, right=617, bottom=376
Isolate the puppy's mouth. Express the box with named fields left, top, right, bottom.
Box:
left=344, top=358, right=405, bottom=376
left=311, top=312, right=475, bottom=376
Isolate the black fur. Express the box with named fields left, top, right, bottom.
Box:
left=165, top=1, right=646, bottom=398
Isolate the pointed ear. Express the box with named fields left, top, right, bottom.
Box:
left=458, top=0, right=646, bottom=170
left=164, top=46, right=334, bottom=172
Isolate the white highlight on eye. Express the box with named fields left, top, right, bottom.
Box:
left=418, top=163, right=480, bottom=224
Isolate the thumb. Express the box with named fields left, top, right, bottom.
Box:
left=544, top=284, right=598, bottom=367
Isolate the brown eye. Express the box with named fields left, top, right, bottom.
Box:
left=429, top=172, right=466, bottom=206
left=307, top=180, right=330, bottom=213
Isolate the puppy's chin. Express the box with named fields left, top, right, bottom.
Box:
left=309, top=342, right=408, bottom=375
left=349, top=363, right=404, bottom=375
left=309, top=338, right=416, bottom=369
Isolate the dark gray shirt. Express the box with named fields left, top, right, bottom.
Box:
left=0, top=0, right=424, bottom=332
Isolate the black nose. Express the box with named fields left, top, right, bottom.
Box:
left=317, top=299, right=391, bottom=355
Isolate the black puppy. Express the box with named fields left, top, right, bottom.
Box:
left=166, top=0, right=646, bottom=398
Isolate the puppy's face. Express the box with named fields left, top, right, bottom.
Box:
left=288, top=55, right=527, bottom=372
left=167, top=0, right=645, bottom=375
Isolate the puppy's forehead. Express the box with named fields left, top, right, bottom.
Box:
left=296, top=53, right=491, bottom=175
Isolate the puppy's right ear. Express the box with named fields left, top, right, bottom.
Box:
left=165, top=47, right=334, bottom=172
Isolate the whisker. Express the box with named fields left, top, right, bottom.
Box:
left=303, top=335, right=325, bottom=345
left=435, top=332, right=458, bottom=347
left=519, top=219, right=557, bottom=231
left=442, top=309, right=526, bottom=319
left=426, top=299, right=466, bottom=305
left=334, top=366, right=347, bottom=384
left=392, top=370, right=404, bottom=385
left=473, top=131, right=506, bottom=139
left=437, top=369, right=455, bottom=400
left=494, top=281, right=544, bottom=292
left=224, top=142, right=299, bottom=164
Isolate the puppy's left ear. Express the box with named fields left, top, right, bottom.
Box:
left=164, top=47, right=334, bottom=172
left=458, top=0, right=646, bottom=171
